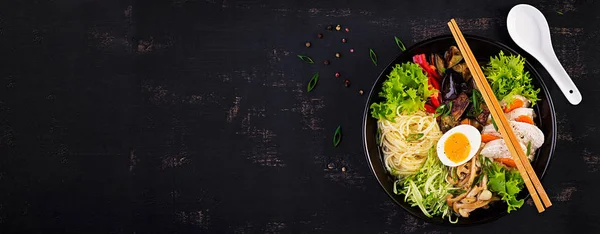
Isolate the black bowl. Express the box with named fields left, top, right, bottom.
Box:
left=362, top=35, right=557, bottom=226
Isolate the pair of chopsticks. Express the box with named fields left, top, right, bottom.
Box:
left=447, top=19, right=552, bottom=212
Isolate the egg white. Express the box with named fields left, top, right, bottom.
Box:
left=436, top=124, right=482, bottom=167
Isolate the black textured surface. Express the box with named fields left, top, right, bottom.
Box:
left=0, top=0, right=599, bottom=233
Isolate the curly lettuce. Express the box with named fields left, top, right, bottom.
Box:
left=484, top=157, right=525, bottom=213
left=370, top=62, right=432, bottom=120
left=483, top=51, right=540, bottom=105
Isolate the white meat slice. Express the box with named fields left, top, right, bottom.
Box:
left=499, top=94, right=531, bottom=110
left=481, top=121, right=545, bottom=149
left=482, top=124, right=500, bottom=137
left=480, top=139, right=534, bottom=161
left=505, top=108, right=535, bottom=121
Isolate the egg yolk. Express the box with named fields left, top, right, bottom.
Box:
left=444, top=133, right=471, bottom=163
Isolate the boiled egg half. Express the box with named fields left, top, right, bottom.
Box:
left=436, top=125, right=482, bottom=167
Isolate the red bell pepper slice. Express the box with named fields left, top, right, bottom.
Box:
left=428, top=76, right=440, bottom=91
left=429, top=65, right=441, bottom=80
left=424, top=103, right=436, bottom=113
left=430, top=90, right=441, bottom=107
left=413, top=54, right=441, bottom=80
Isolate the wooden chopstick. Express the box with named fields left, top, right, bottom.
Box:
left=447, top=19, right=552, bottom=213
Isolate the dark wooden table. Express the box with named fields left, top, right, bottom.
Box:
left=1, top=0, right=599, bottom=233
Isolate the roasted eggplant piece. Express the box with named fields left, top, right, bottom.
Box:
left=458, top=117, right=483, bottom=131
left=452, top=63, right=472, bottom=81
left=445, top=46, right=463, bottom=68
left=440, top=115, right=457, bottom=133
left=476, top=103, right=490, bottom=125
left=439, top=92, right=471, bottom=132
left=433, top=54, right=446, bottom=77
left=451, top=92, right=470, bottom=121
left=441, top=69, right=465, bottom=101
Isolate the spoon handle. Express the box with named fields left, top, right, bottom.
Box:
left=536, top=49, right=582, bottom=105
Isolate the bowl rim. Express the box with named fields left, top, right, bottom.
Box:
left=361, top=34, right=557, bottom=226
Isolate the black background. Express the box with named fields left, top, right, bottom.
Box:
left=1, top=0, right=599, bottom=233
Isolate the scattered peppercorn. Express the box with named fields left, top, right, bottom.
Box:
left=345, top=28, right=350, bottom=32
left=317, top=33, right=323, bottom=39
left=327, top=25, right=333, bottom=30
left=344, top=79, right=350, bottom=87
left=350, top=48, right=354, bottom=53
left=327, top=163, right=335, bottom=169
left=324, top=60, right=330, bottom=65
left=335, top=52, right=341, bottom=58
left=305, top=42, right=311, bottom=48
left=335, top=72, right=340, bottom=78
left=335, top=25, right=341, bottom=31
left=359, top=89, right=364, bottom=95
left=341, top=167, right=347, bottom=172
left=341, top=38, right=347, bottom=43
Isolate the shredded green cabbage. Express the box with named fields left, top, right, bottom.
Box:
left=483, top=157, right=525, bottom=212
left=394, top=147, right=458, bottom=223
left=370, top=62, right=433, bottom=120
left=483, top=51, right=540, bottom=105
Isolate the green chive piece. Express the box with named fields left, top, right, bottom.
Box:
left=297, top=55, right=314, bottom=64
left=307, top=72, right=319, bottom=92
left=394, top=36, right=406, bottom=51
left=445, top=102, right=453, bottom=117
left=333, top=125, right=342, bottom=147
left=556, top=11, right=563, bottom=15
left=434, top=104, right=446, bottom=118
left=491, top=118, right=499, bottom=131
left=406, top=133, right=424, bottom=142
left=526, top=141, right=532, bottom=156
left=369, top=49, right=378, bottom=66
left=471, top=89, right=483, bottom=116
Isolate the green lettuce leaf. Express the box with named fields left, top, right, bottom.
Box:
left=483, top=157, right=525, bottom=213
left=483, top=51, right=540, bottom=105
left=370, top=62, right=432, bottom=120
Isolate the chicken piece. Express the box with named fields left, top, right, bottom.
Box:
left=481, top=124, right=500, bottom=137
left=505, top=108, right=535, bottom=121
left=500, top=95, right=531, bottom=112
left=480, top=139, right=534, bottom=161
left=481, top=121, right=544, bottom=150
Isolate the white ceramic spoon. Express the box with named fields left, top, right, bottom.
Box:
left=507, top=4, right=582, bottom=105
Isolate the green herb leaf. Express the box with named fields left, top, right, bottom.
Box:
left=491, top=118, right=499, bottom=131
left=526, top=141, right=531, bottom=156
left=369, top=49, right=378, bottom=66
left=451, top=167, right=458, bottom=181
left=474, top=173, right=484, bottom=185
left=297, top=55, right=314, bottom=64
left=307, top=72, right=319, bottom=92
left=450, top=189, right=466, bottom=195
left=333, top=125, right=342, bottom=147
left=434, top=104, right=447, bottom=118
left=406, top=133, right=424, bottom=142
left=445, top=102, right=453, bottom=117
left=470, top=89, right=483, bottom=116
left=394, top=36, right=406, bottom=51
left=556, top=11, right=564, bottom=15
